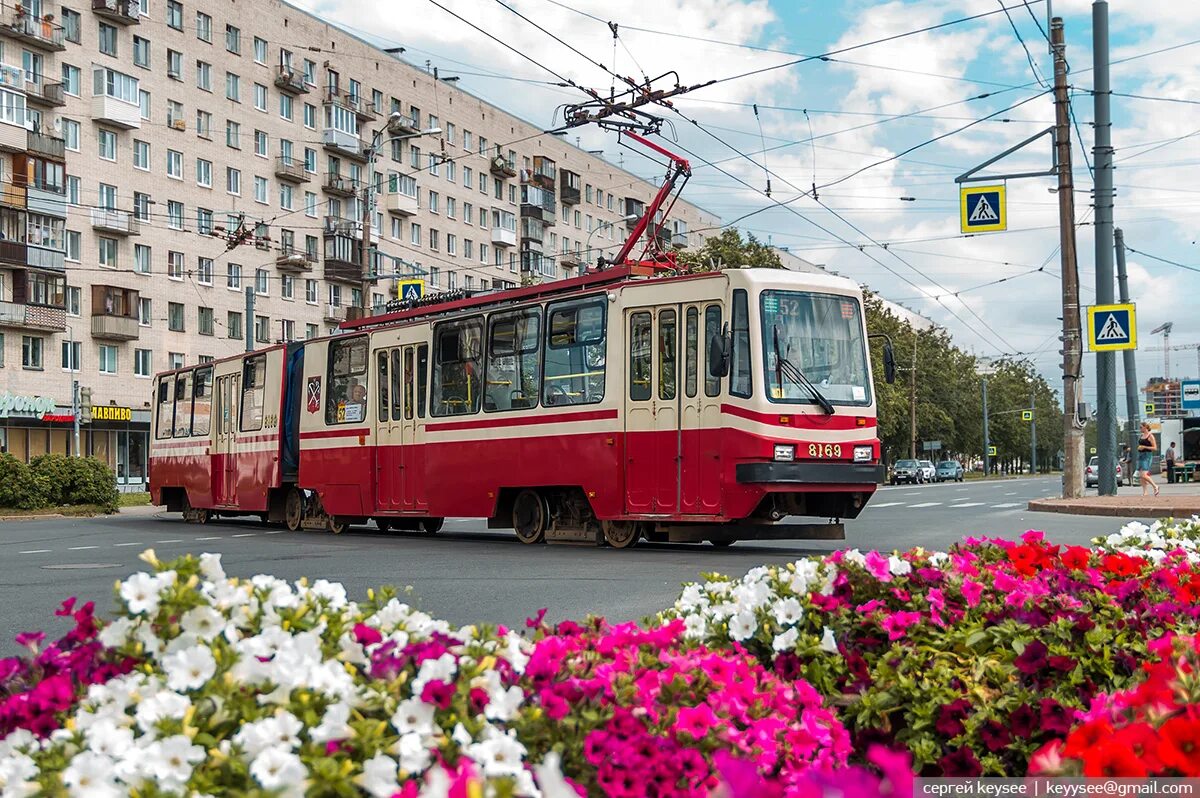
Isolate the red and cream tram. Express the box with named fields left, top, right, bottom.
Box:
left=149, top=265, right=894, bottom=547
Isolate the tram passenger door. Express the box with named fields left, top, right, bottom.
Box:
left=374, top=349, right=402, bottom=512
left=625, top=307, right=681, bottom=514
left=681, top=303, right=724, bottom=515
left=398, top=344, right=429, bottom=512
left=214, top=373, right=239, bottom=506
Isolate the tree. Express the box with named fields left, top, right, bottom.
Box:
left=675, top=229, right=783, bottom=272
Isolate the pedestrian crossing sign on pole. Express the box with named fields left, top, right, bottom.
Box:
left=988, top=445, right=997, bottom=457
left=1145, top=402, right=1155, bottom=416
left=1086, top=303, right=1137, bottom=351
left=1022, top=410, right=1033, bottom=421
left=960, top=185, right=1006, bottom=233
left=397, top=279, right=424, bottom=302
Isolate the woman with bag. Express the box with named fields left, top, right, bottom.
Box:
left=1137, top=421, right=1160, bottom=497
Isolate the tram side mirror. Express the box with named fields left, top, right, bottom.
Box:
left=883, top=340, right=896, bottom=384
left=708, top=323, right=731, bottom=378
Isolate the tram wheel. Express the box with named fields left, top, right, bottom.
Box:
left=512, top=490, right=548, bottom=545
left=284, top=489, right=304, bottom=532
left=602, top=521, right=641, bottom=549
left=328, top=516, right=350, bottom=535
left=375, top=519, right=391, bottom=533
left=419, top=517, right=444, bottom=534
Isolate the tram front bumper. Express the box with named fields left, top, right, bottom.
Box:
left=736, top=462, right=886, bottom=485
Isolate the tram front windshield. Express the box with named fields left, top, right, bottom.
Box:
left=760, top=291, right=871, bottom=406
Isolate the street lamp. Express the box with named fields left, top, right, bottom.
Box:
left=586, top=214, right=638, bottom=268
left=977, top=360, right=997, bottom=476
left=359, top=114, right=440, bottom=311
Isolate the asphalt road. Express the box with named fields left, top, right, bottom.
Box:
left=0, top=476, right=1135, bottom=648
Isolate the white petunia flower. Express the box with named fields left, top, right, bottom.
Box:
left=395, top=731, right=431, bottom=774
left=771, top=597, right=804, bottom=626
left=144, top=734, right=205, bottom=792
left=451, top=723, right=473, bottom=748
left=888, top=555, right=912, bottom=577
left=728, top=610, right=757, bottom=642
left=677, top=584, right=708, bottom=613
left=535, top=751, right=584, bottom=798
left=98, top=616, right=135, bottom=648
left=503, top=631, right=529, bottom=675
left=391, top=697, right=437, bottom=737
left=467, top=727, right=527, bottom=779
left=0, top=752, right=38, bottom=798
left=134, top=689, right=190, bottom=732
left=308, top=579, right=349, bottom=608
left=482, top=671, right=524, bottom=722
left=180, top=606, right=226, bottom=640
left=83, top=720, right=135, bottom=759
left=234, top=711, right=303, bottom=757
left=249, top=747, right=307, bottom=797
left=61, top=752, right=121, bottom=798
left=198, top=552, right=226, bottom=581
left=0, top=729, right=37, bottom=758
left=359, top=753, right=399, bottom=798
left=309, top=701, right=353, bottom=745
left=162, top=645, right=217, bottom=692
left=119, top=572, right=170, bottom=615
left=820, top=627, right=839, bottom=654
left=683, top=613, right=707, bottom=639
left=772, top=627, right=799, bottom=652
left=412, top=653, right=457, bottom=695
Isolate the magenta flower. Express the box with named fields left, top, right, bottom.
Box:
left=960, top=578, right=984, bottom=607
left=880, top=611, right=921, bottom=641
left=352, top=623, right=382, bottom=647
left=864, top=551, right=892, bottom=582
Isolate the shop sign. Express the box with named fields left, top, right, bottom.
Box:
left=92, top=405, right=133, bottom=422
left=0, top=392, right=59, bottom=420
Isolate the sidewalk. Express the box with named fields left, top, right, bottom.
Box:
left=1028, top=482, right=1200, bottom=519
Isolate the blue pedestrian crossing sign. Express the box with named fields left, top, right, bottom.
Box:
left=1087, top=303, right=1137, bottom=352
left=960, top=185, right=1006, bottom=233
left=397, top=279, right=424, bottom=302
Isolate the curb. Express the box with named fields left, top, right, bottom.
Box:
left=1027, top=500, right=1200, bottom=518
left=0, top=513, right=68, bottom=522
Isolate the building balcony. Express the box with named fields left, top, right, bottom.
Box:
left=92, top=95, right=140, bottom=129
left=323, top=259, right=363, bottom=284
left=386, top=116, right=419, bottom=137
left=559, top=250, right=581, bottom=268
left=273, top=65, right=308, bottom=95
left=274, top=156, right=308, bottom=183
left=25, top=79, right=64, bottom=107
left=91, top=0, right=139, bottom=24
left=489, top=156, right=516, bottom=178
left=323, top=303, right=346, bottom=323
left=672, top=231, right=688, bottom=248
left=27, top=185, right=66, bottom=218
left=322, top=172, right=360, bottom=198
left=27, top=130, right=65, bottom=159
left=27, top=244, right=64, bottom=270
left=0, top=64, right=21, bottom=90
left=0, top=300, right=65, bottom=331
left=560, top=174, right=581, bottom=206
left=0, top=120, right=25, bottom=152
left=276, top=245, right=316, bottom=272
left=0, top=239, right=25, bottom=264
left=0, top=180, right=24, bottom=208
left=91, top=208, right=139, bottom=236
left=321, top=128, right=366, bottom=161
left=91, top=313, right=139, bottom=340
left=4, top=12, right=65, bottom=51
left=491, top=227, right=517, bottom=248
left=531, top=156, right=556, bottom=190
left=384, top=189, right=418, bottom=216
left=520, top=201, right=556, bottom=225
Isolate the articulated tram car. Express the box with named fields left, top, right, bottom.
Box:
left=150, top=266, right=889, bottom=547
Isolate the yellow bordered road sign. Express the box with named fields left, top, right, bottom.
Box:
left=987, top=445, right=997, bottom=457
left=397, top=279, right=425, bottom=301
left=1145, top=403, right=1155, bottom=416
left=1086, top=303, right=1137, bottom=351
left=1022, top=410, right=1033, bottom=421
left=960, top=185, right=1006, bottom=233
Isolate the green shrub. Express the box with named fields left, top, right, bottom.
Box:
left=0, top=453, right=47, bottom=510
left=28, top=453, right=72, bottom=505
left=64, top=456, right=119, bottom=511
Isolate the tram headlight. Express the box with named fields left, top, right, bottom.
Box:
left=853, top=445, right=873, bottom=463
left=773, top=444, right=795, bottom=462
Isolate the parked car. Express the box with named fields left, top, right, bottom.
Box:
left=1085, top=456, right=1123, bottom=487
left=936, top=460, right=965, bottom=482
left=918, top=460, right=937, bottom=482
left=891, top=459, right=923, bottom=485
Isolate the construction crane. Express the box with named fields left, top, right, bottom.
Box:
left=1149, top=322, right=1173, bottom=378
left=1144, top=342, right=1200, bottom=380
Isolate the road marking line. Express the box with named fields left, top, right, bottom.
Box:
left=868, top=502, right=904, bottom=508
left=67, top=545, right=97, bottom=551
left=194, top=536, right=222, bottom=541
left=113, top=542, right=143, bottom=547
left=231, top=533, right=257, bottom=538
left=1005, top=492, right=1017, bottom=496
left=950, top=502, right=986, bottom=508
left=156, top=539, right=182, bottom=543
left=992, top=502, right=1023, bottom=508
left=908, top=502, right=943, bottom=508
left=19, top=549, right=51, bottom=554
left=265, top=530, right=286, bottom=534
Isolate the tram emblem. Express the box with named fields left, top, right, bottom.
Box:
left=306, top=376, right=322, bottom=414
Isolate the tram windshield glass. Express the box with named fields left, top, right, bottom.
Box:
left=760, top=291, right=871, bottom=406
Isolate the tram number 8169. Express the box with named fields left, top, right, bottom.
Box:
left=808, top=443, right=843, bottom=459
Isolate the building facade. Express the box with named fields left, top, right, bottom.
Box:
left=0, top=0, right=719, bottom=487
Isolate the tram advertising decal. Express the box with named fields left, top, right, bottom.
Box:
left=306, top=376, right=322, bottom=414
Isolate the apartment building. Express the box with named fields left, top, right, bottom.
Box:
left=0, top=0, right=720, bottom=487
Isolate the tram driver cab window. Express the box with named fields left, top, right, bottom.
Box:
left=326, top=336, right=369, bottom=424
left=432, top=317, right=483, bottom=416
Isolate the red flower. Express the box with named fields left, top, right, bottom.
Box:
left=1040, top=698, right=1074, bottom=735
left=1008, top=544, right=1048, bottom=576
left=1159, top=716, right=1200, bottom=776
left=939, top=747, right=983, bottom=776
left=1113, top=722, right=1163, bottom=773
left=1009, top=704, right=1038, bottom=739
left=1101, top=552, right=1146, bottom=577
left=1064, top=719, right=1114, bottom=758
left=1060, top=546, right=1091, bottom=571
left=1014, top=640, right=1049, bottom=675
left=935, top=699, right=972, bottom=737
left=980, top=721, right=1011, bottom=752
left=1082, top=740, right=1148, bottom=777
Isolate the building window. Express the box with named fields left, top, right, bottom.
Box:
left=133, top=192, right=151, bottom=222
left=198, top=306, right=214, bottom=335
left=254, top=176, right=268, bottom=204
left=65, top=230, right=80, bottom=262
left=306, top=324, right=318, bottom=339
left=134, top=243, right=151, bottom=274
left=168, top=249, right=184, bottom=279
left=131, top=36, right=149, bottom=68
left=62, top=8, right=81, bottom=43
left=410, top=223, right=421, bottom=246
left=255, top=268, right=268, bottom=295
left=166, top=0, right=182, bottom=29
left=279, top=184, right=293, bottom=210
left=166, top=302, right=184, bottom=331
left=227, top=311, right=242, bottom=339
left=139, top=89, right=150, bottom=119
left=279, top=93, right=292, bottom=120
left=98, top=236, right=118, bottom=268
left=254, top=82, right=267, bottom=111
left=197, top=257, right=213, bottom=284
left=226, top=167, right=241, bottom=195
left=167, top=49, right=183, bottom=80
left=167, top=99, right=184, bottom=127
left=196, top=158, right=212, bottom=188
left=134, top=349, right=152, bottom=377
left=98, top=22, right=117, bottom=56
left=196, top=207, right=213, bottom=235
left=196, top=11, right=211, bottom=42
left=21, top=336, right=43, bottom=370
left=139, top=297, right=152, bottom=326
left=195, top=60, right=212, bottom=91
left=253, top=36, right=267, bottom=64
left=280, top=274, right=293, bottom=299
left=225, top=24, right=240, bottom=54
left=133, top=139, right=149, bottom=170
left=98, top=129, right=116, bottom=161
left=167, top=201, right=184, bottom=230
left=225, top=72, right=240, bottom=102
left=305, top=279, right=318, bottom=304
left=166, top=149, right=183, bottom=179
left=227, top=263, right=241, bottom=289
left=303, top=103, right=316, bottom=128
left=254, top=315, right=270, bottom=343
left=196, top=110, right=211, bottom=139
left=98, top=345, right=118, bottom=374
left=254, top=129, right=268, bottom=157
left=226, top=120, right=240, bottom=149
left=62, top=118, right=79, bottom=151
left=64, top=285, right=81, bottom=316
left=169, top=353, right=184, bottom=370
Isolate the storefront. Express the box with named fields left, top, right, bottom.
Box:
left=0, top=391, right=150, bottom=492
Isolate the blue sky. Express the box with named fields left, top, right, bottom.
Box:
left=299, top=0, right=1200, bottom=405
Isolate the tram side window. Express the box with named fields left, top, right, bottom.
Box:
left=544, top=299, right=606, bottom=406
left=173, top=371, right=194, bottom=437
left=192, top=367, right=213, bottom=436
left=403, top=348, right=414, bottom=419
left=685, top=307, right=698, bottom=398
left=730, top=289, right=752, bottom=398
left=376, top=350, right=390, bottom=423
left=325, top=337, right=369, bottom=424
left=432, top=318, right=483, bottom=416
left=629, top=312, right=651, bottom=401
left=704, top=305, right=723, bottom=397
left=659, top=309, right=677, bottom=401
left=155, top=378, right=175, bottom=439
left=486, top=309, right=541, bottom=412
left=417, top=344, right=428, bottom=418
left=390, top=349, right=403, bottom=421
left=240, top=355, right=266, bottom=431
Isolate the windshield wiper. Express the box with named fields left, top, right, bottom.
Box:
left=773, top=326, right=835, bottom=415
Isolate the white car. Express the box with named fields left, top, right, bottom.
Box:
left=918, top=460, right=937, bottom=482
left=1085, top=456, right=1123, bottom=487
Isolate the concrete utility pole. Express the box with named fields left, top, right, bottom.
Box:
left=244, top=286, right=254, bottom=353
left=360, top=151, right=376, bottom=314
left=1114, top=227, right=1140, bottom=474
left=909, top=334, right=918, bottom=460
left=1052, top=17, right=1086, bottom=498
left=1030, top=391, right=1038, bottom=474
left=982, top=377, right=991, bottom=476
left=1093, top=0, right=1118, bottom=495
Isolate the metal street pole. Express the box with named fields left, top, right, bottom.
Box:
left=910, top=333, right=917, bottom=460
left=72, top=378, right=80, bottom=457
left=1114, top=227, right=1139, bottom=483
left=1052, top=17, right=1086, bottom=498
left=360, top=135, right=378, bottom=314
left=1093, top=0, right=1118, bottom=495
left=982, top=377, right=990, bottom=476
left=244, top=286, right=254, bottom=352
left=1030, top=392, right=1037, bottom=474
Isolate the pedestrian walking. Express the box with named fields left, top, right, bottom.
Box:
left=1137, top=422, right=1160, bottom=497
left=1120, top=445, right=1132, bottom=486
left=1166, top=441, right=1177, bottom=484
